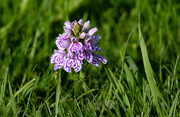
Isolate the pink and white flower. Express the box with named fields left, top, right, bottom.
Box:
left=50, top=19, right=107, bottom=72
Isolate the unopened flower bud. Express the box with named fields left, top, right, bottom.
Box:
left=82, top=20, right=90, bottom=31
left=73, top=21, right=81, bottom=36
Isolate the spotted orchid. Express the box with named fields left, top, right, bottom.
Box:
left=51, top=19, right=107, bottom=73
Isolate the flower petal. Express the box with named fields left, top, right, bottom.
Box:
left=63, top=58, right=73, bottom=73
left=54, top=62, right=64, bottom=71
left=97, top=55, right=107, bottom=64
left=71, top=37, right=78, bottom=42
left=82, top=20, right=90, bottom=31
left=64, top=21, right=73, bottom=29
left=78, top=19, right=83, bottom=26
left=90, top=58, right=100, bottom=67
left=63, top=26, right=72, bottom=36
left=51, top=53, right=66, bottom=64
left=94, top=53, right=107, bottom=64
left=84, top=42, right=96, bottom=52
left=80, top=32, right=86, bottom=39
left=54, top=49, right=66, bottom=55
left=84, top=50, right=93, bottom=63
left=72, top=59, right=82, bottom=72
left=88, top=27, right=98, bottom=36
left=90, top=54, right=107, bottom=67
left=55, top=38, right=70, bottom=49
left=91, top=35, right=101, bottom=44
left=51, top=53, right=59, bottom=64
left=68, top=42, right=83, bottom=53
left=77, top=52, right=85, bottom=60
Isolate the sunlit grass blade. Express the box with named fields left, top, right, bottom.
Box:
left=138, top=14, right=169, bottom=115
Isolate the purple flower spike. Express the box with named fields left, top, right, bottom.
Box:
left=50, top=19, right=107, bottom=72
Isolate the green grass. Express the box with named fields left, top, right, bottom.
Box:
left=0, top=0, right=180, bottom=116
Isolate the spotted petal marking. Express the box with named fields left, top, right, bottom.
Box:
left=72, top=59, right=82, bottom=72
left=90, top=54, right=107, bottom=67
left=51, top=53, right=66, bottom=71
left=77, top=52, right=85, bottom=60
left=54, top=63, right=64, bottom=71
left=50, top=53, right=65, bottom=64
left=63, top=58, right=74, bottom=73
left=85, top=42, right=96, bottom=52
left=68, top=42, right=83, bottom=53
left=90, top=58, right=100, bottom=67
left=95, top=54, right=107, bottom=64
left=56, top=39, right=70, bottom=49
left=84, top=50, right=93, bottom=63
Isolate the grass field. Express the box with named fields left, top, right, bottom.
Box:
left=0, top=0, right=180, bottom=116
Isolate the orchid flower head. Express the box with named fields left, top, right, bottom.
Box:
left=50, top=19, right=107, bottom=73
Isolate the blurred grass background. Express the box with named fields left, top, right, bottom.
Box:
left=0, top=0, right=180, bottom=116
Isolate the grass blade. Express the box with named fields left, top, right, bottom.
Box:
left=124, top=62, right=134, bottom=87
left=0, top=67, right=8, bottom=106
left=105, top=67, right=130, bottom=116
left=63, top=99, right=81, bottom=117
left=168, top=90, right=180, bottom=117
left=138, top=14, right=169, bottom=115
left=8, top=80, right=17, bottom=116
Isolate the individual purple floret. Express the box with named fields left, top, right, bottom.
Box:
left=50, top=19, right=107, bottom=73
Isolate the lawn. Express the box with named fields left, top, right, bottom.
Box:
left=0, top=0, right=180, bottom=116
